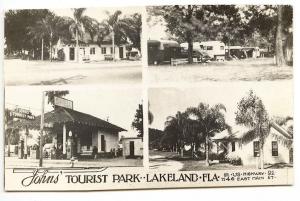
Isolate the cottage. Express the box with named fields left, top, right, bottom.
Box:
left=53, top=34, right=128, bottom=62
left=17, top=106, right=126, bottom=159
left=121, top=137, right=143, bottom=159
left=212, top=121, right=293, bottom=167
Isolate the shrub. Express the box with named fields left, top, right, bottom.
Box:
left=225, top=153, right=243, bottom=166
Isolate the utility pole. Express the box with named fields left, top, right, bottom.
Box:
left=112, top=30, right=115, bottom=62
left=39, top=92, right=45, bottom=167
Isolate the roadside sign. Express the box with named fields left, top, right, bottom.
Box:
left=54, top=96, right=73, bottom=110
left=10, top=107, right=35, bottom=120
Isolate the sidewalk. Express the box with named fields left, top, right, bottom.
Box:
left=5, top=156, right=143, bottom=169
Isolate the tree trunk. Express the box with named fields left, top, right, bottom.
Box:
left=112, top=30, right=115, bottom=61
left=259, top=141, right=264, bottom=169
left=180, top=146, right=184, bottom=157
left=187, top=37, right=193, bottom=64
left=275, top=5, right=286, bottom=66
left=50, top=32, right=53, bottom=62
left=76, top=29, right=79, bottom=63
left=205, top=135, right=209, bottom=166
left=41, top=38, right=44, bottom=61
left=191, top=143, right=194, bottom=158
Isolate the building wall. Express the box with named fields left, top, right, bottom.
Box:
left=122, top=138, right=143, bottom=157
left=97, top=130, right=118, bottom=153
left=226, top=130, right=291, bottom=166
left=55, top=43, right=127, bottom=62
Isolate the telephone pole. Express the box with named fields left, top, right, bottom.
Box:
left=39, top=92, right=45, bottom=167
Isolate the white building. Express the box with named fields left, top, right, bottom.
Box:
left=121, top=137, right=143, bottom=159
left=212, top=121, right=293, bottom=167
left=53, top=34, right=128, bottom=62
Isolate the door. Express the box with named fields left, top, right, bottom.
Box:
left=100, top=135, right=105, bottom=152
left=119, top=47, right=124, bottom=59
left=69, top=47, right=75, bottom=60
left=129, top=141, right=134, bottom=157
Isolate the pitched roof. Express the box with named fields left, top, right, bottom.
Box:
left=212, top=121, right=293, bottom=141
left=14, top=107, right=126, bottom=132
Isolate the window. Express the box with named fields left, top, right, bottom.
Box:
left=231, top=142, right=236, bottom=152
left=110, top=47, right=115, bottom=54
left=220, top=46, right=224, bottom=50
left=90, top=47, right=95, bottom=55
left=207, top=46, right=213, bottom=50
left=272, top=141, right=278, bottom=156
left=253, top=141, right=260, bottom=157
left=101, top=47, right=106, bottom=54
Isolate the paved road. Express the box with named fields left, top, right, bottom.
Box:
left=4, top=59, right=142, bottom=86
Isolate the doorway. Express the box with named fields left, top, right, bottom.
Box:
left=101, top=135, right=105, bottom=152
left=119, top=47, right=124, bottom=59
left=129, top=141, right=135, bottom=157
left=70, top=47, right=75, bottom=61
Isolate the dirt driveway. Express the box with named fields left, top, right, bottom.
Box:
left=148, top=58, right=293, bottom=85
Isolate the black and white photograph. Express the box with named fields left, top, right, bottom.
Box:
left=146, top=5, right=293, bottom=84
left=0, top=0, right=297, bottom=193
left=4, top=7, right=142, bottom=85
left=148, top=82, right=293, bottom=171
left=4, top=87, right=144, bottom=169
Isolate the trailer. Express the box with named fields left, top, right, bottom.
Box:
left=199, top=41, right=226, bottom=61
left=147, top=40, right=181, bottom=65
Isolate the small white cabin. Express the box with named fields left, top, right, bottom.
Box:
left=121, top=137, right=143, bottom=159
left=212, top=122, right=293, bottom=167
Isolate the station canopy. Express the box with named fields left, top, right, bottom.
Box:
left=14, top=107, right=126, bottom=132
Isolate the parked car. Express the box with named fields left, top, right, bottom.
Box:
left=180, top=49, right=212, bottom=62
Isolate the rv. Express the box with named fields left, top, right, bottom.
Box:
left=199, top=41, right=226, bottom=61
left=147, top=40, right=181, bottom=65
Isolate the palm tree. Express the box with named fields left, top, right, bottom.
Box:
left=28, top=13, right=59, bottom=61
left=235, top=90, right=270, bottom=169
left=102, top=10, right=128, bottom=61
left=163, top=111, right=191, bottom=157
left=187, top=103, right=228, bottom=166
left=69, top=8, right=101, bottom=62
left=119, top=13, right=142, bottom=51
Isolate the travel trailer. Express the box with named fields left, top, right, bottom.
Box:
left=199, top=41, right=226, bottom=61
left=147, top=39, right=181, bottom=65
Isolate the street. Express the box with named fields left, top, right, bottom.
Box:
left=148, top=58, right=293, bottom=85
left=5, top=156, right=143, bottom=169
left=4, top=59, right=142, bottom=86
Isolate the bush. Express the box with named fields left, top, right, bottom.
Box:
left=225, top=153, right=242, bottom=166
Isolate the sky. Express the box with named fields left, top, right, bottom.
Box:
left=149, top=81, right=293, bottom=130
left=5, top=86, right=142, bottom=137
left=52, top=7, right=142, bottom=23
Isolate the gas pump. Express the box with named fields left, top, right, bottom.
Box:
left=18, top=139, right=24, bottom=159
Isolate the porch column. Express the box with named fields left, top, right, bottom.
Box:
left=24, top=126, right=29, bottom=159
left=63, top=124, right=66, bottom=155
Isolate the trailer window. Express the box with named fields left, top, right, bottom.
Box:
left=272, top=141, right=278, bottom=156
left=220, top=46, right=224, bottom=50
left=207, top=46, right=213, bottom=50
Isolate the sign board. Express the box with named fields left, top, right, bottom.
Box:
left=10, top=107, right=35, bottom=120
left=54, top=97, right=73, bottom=110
